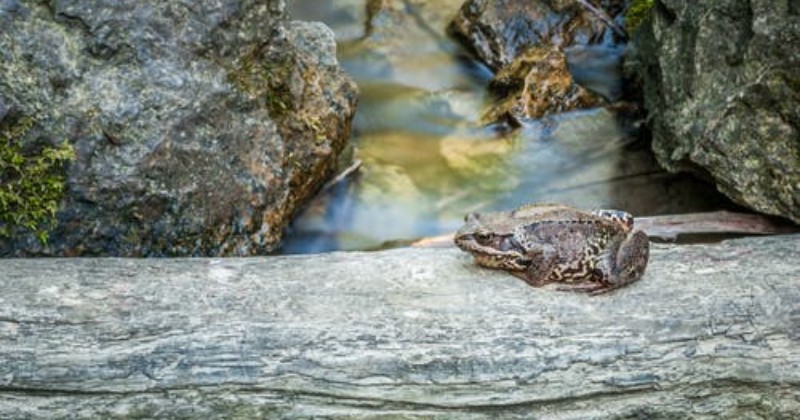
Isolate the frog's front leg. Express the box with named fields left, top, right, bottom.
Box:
left=588, top=229, right=650, bottom=295
left=510, top=245, right=558, bottom=287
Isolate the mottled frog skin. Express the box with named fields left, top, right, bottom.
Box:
left=454, top=203, right=649, bottom=294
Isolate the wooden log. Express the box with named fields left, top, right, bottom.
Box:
left=1, top=235, right=799, bottom=418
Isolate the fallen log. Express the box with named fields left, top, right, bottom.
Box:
left=1, top=235, right=799, bottom=418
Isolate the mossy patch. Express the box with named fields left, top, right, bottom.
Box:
left=626, top=0, right=654, bottom=33
left=227, top=47, right=296, bottom=119
left=225, top=47, right=333, bottom=145
left=0, top=115, right=74, bottom=243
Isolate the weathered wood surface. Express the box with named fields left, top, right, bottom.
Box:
left=1, top=235, right=799, bottom=418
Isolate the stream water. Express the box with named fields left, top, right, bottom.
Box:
left=282, top=1, right=735, bottom=254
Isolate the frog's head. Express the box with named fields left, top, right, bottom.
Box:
left=454, top=211, right=523, bottom=256
left=454, top=212, right=488, bottom=250
left=454, top=211, right=529, bottom=270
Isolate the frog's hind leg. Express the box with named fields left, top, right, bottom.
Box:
left=592, top=230, right=650, bottom=294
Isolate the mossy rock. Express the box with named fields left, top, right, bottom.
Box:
left=0, top=1, right=357, bottom=256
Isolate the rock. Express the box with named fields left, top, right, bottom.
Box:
left=0, top=1, right=358, bottom=256
left=482, top=46, right=602, bottom=124
left=636, top=0, right=800, bottom=223
left=0, top=97, right=8, bottom=123
left=0, top=234, right=798, bottom=417
left=449, top=0, right=628, bottom=71
left=449, top=0, right=632, bottom=125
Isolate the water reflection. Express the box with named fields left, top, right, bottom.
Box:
left=282, top=1, right=733, bottom=254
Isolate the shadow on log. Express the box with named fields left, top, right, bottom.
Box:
left=1, top=235, right=799, bottom=418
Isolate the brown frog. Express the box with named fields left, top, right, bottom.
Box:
left=454, top=203, right=649, bottom=294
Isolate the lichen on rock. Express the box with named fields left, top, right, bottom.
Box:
left=635, top=0, right=800, bottom=223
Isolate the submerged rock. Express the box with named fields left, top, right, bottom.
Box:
left=449, top=0, right=629, bottom=125
left=636, top=0, right=800, bottom=223
left=449, top=0, right=628, bottom=71
left=482, top=46, right=602, bottom=124
left=0, top=1, right=357, bottom=256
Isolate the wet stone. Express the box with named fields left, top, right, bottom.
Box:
left=482, top=46, right=602, bottom=125
left=0, top=97, right=8, bottom=123
left=449, top=0, right=628, bottom=71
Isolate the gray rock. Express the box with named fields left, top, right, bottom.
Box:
left=0, top=0, right=357, bottom=256
left=0, top=101, right=7, bottom=124
left=636, top=0, right=800, bottom=223
left=0, top=234, right=798, bottom=417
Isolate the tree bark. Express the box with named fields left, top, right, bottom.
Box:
left=1, top=235, right=799, bottom=418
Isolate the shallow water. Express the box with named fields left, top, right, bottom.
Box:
left=282, top=1, right=734, bottom=253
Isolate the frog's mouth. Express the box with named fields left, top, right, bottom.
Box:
left=453, top=233, right=475, bottom=249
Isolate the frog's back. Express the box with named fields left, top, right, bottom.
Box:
left=510, top=203, right=582, bottom=220
left=511, top=203, right=616, bottom=229
left=513, top=205, right=622, bottom=282
left=520, top=217, right=618, bottom=246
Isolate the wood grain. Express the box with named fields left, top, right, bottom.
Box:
left=1, top=235, right=799, bottom=418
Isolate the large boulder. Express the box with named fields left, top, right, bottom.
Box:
left=0, top=1, right=358, bottom=256
left=636, top=0, right=800, bottom=223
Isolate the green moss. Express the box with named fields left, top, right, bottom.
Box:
left=227, top=48, right=295, bottom=119
left=626, top=0, right=654, bottom=33
left=225, top=48, right=332, bottom=144
left=0, top=115, right=75, bottom=243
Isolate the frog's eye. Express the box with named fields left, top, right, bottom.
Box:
left=464, top=212, right=480, bottom=223
left=475, top=231, right=492, bottom=242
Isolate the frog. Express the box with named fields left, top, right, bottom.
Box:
left=454, top=203, right=649, bottom=295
